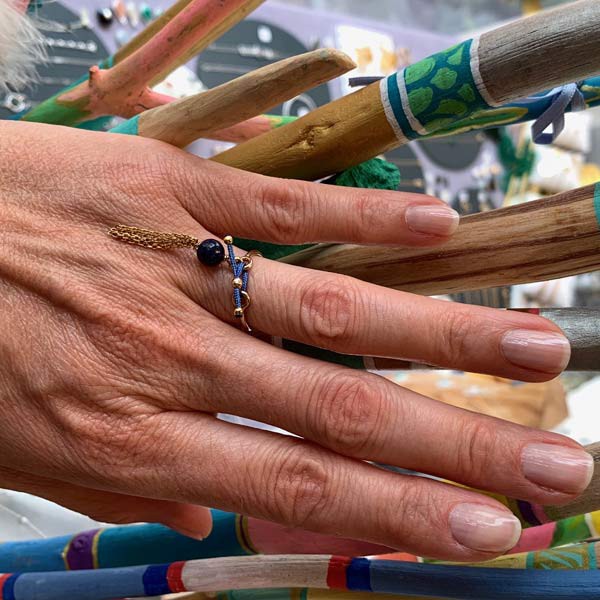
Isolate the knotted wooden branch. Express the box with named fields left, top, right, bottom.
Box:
left=282, top=185, right=600, bottom=296
left=213, top=0, right=600, bottom=179
left=23, top=0, right=265, bottom=126
left=117, top=50, right=354, bottom=147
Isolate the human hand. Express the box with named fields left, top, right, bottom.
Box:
left=0, top=121, right=590, bottom=561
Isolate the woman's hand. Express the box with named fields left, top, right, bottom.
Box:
left=0, top=121, right=591, bottom=561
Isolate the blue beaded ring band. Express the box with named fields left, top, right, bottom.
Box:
left=108, top=225, right=260, bottom=331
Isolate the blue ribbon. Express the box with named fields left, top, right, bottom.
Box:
left=530, top=82, right=586, bottom=145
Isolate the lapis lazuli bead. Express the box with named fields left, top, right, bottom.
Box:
left=197, top=239, right=225, bottom=266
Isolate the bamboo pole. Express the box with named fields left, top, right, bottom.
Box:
left=282, top=184, right=600, bottom=296
left=212, top=0, right=600, bottom=179
left=117, top=50, right=355, bottom=147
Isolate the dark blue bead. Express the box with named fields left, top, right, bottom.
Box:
left=197, top=238, right=225, bottom=266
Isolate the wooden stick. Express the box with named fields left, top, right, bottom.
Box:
left=282, top=184, right=600, bottom=296
left=118, top=50, right=355, bottom=147
left=207, top=114, right=296, bottom=143
left=113, top=0, right=266, bottom=87
left=149, top=0, right=266, bottom=86
left=22, top=0, right=265, bottom=126
left=212, top=0, right=600, bottom=179
left=113, top=0, right=195, bottom=65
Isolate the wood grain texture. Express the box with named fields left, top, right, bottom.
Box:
left=138, top=49, right=355, bottom=147
left=480, top=0, right=600, bottom=103
left=212, top=0, right=600, bottom=180
left=282, top=185, right=600, bottom=296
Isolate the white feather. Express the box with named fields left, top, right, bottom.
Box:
left=0, top=1, right=47, bottom=92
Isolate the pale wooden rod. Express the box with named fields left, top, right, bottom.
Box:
left=136, top=50, right=355, bottom=147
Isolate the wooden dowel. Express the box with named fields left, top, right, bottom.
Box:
left=132, top=50, right=355, bottom=147
left=282, top=185, right=600, bottom=297
left=212, top=0, right=600, bottom=180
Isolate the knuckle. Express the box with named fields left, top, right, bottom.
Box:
left=435, top=310, right=474, bottom=367
left=453, top=418, right=498, bottom=483
left=299, top=277, right=360, bottom=349
left=349, top=191, right=383, bottom=238
left=253, top=180, right=310, bottom=241
left=314, top=374, right=384, bottom=456
left=382, top=478, right=444, bottom=548
left=266, top=446, right=330, bottom=528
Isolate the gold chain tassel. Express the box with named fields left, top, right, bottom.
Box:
left=108, top=225, right=200, bottom=250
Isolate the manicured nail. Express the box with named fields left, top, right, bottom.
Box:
left=449, top=504, right=521, bottom=552
left=167, top=524, right=206, bottom=540
left=522, top=443, right=594, bottom=494
left=501, top=330, right=571, bottom=373
left=405, top=205, right=460, bottom=236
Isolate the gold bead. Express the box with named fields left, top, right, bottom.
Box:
left=234, top=307, right=244, bottom=317
left=224, top=235, right=233, bottom=245
left=232, top=277, right=243, bottom=289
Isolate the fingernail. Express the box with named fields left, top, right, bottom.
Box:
left=405, top=205, right=460, bottom=236
left=449, top=504, right=521, bottom=552
left=166, top=524, right=206, bottom=540
left=522, top=443, right=594, bottom=494
left=501, top=330, right=571, bottom=373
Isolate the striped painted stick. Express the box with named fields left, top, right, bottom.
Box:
left=0, top=511, right=388, bottom=574
left=0, top=487, right=599, bottom=575
left=4, top=551, right=600, bottom=600
left=180, top=544, right=600, bottom=600
left=212, top=0, right=600, bottom=179
left=110, top=50, right=354, bottom=147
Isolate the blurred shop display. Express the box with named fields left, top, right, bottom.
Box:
left=385, top=371, right=567, bottom=429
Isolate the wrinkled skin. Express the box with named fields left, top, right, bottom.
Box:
left=0, top=121, right=589, bottom=561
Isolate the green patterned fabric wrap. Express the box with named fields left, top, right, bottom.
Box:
left=381, top=38, right=491, bottom=140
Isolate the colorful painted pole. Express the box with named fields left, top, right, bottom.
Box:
left=0, top=511, right=389, bottom=574
left=21, top=0, right=266, bottom=126
left=4, top=552, right=600, bottom=600
left=213, top=0, right=600, bottom=179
